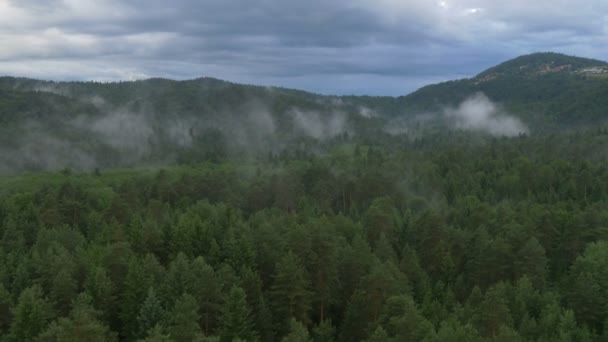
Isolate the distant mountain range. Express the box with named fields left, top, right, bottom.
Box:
left=0, top=52, right=607, bottom=172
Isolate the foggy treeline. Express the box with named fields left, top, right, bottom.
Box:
left=0, top=77, right=528, bottom=174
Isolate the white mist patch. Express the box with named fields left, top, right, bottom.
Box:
left=166, top=119, right=194, bottom=146
left=31, top=84, right=70, bottom=96
left=358, top=106, right=377, bottom=118
left=72, top=111, right=154, bottom=157
left=19, top=133, right=97, bottom=170
left=87, top=95, right=107, bottom=108
left=245, top=107, right=276, bottom=137
left=291, top=109, right=347, bottom=139
left=4, top=123, right=98, bottom=172
left=445, top=93, right=528, bottom=137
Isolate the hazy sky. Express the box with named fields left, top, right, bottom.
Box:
left=1, top=0, right=606, bottom=95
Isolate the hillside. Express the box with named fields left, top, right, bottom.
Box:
left=400, top=53, right=608, bottom=128
left=0, top=76, right=385, bottom=173
left=1, top=52, right=608, bottom=173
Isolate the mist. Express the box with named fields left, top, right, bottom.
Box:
left=0, top=122, right=97, bottom=172
left=291, top=109, right=348, bottom=140
left=445, top=92, right=529, bottom=137
left=0, top=79, right=529, bottom=175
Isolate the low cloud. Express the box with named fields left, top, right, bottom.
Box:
left=291, top=109, right=348, bottom=139
left=78, top=111, right=154, bottom=157
left=2, top=122, right=97, bottom=172
left=445, top=92, right=528, bottom=137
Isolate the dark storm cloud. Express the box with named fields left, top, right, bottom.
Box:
left=0, top=0, right=607, bottom=95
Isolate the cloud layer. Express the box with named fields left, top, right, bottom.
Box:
left=0, top=0, right=607, bottom=95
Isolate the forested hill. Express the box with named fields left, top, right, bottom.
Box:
left=2, top=54, right=608, bottom=341
left=400, top=52, right=608, bottom=128
left=1, top=52, right=608, bottom=173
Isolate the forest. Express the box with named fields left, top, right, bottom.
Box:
left=1, top=53, right=608, bottom=341
left=1, top=126, right=608, bottom=341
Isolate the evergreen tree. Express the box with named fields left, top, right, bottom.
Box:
left=37, top=293, right=117, bottom=342
left=10, top=285, right=53, bottom=341
left=137, top=288, right=165, bottom=338
left=339, top=290, right=370, bottom=342
left=364, top=325, right=390, bottom=342
left=282, top=318, right=312, bottom=342
left=50, top=268, right=78, bottom=317
left=0, top=284, right=12, bottom=334
left=168, top=293, right=202, bottom=342
left=271, top=251, right=312, bottom=335
left=83, top=266, right=115, bottom=322
left=138, top=324, right=172, bottom=342
left=190, top=256, right=223, bottom=334
left=312, top=320, right=336, bottom=342
left=220, top=286, right=257, bottom=342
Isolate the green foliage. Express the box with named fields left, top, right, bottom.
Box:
left=10, top=285, right=53, bottom=341
left=137, top=288, right=165, bottom=338
left=281, top=319, right=312, bottom=342
left=271, top=251, right=312, bottom=335
left=37, top=293, right=116, bottom=342
left=567, top=241, right=608, bottom=330
left=1, top=104, right=608, bottom=341
left=168, top=293, right=202, bottom=342
left=220, top=286, right=257, bottom=342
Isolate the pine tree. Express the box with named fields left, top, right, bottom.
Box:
left=83, top=266, right=115, bottom=323
left=138, top=324, right=172, bottom=342
left=381, top=294, right=435, bottom=341
left=271, top=251, right=312, bottom=335
left=190, top=256, right=222, bottom=334
left=50, top=268, right=78, bottom=316
left=0, top=284, right=12, bottom=334
left=282, top=318, right=312, bottom=342
left=364, top=325, right=390, bottom=342
left=308, top=220, right=338, bottom=323
left=312, top=320, right=336, bottom=342
left=137, top=288, right=165, bottom=338
left=162, top=253, right=193, bottom=304
left=10, top=285, right=53, bottom=341
left=239, top=266, right=274, bottom=341
left=168, top=293, right=202, bottom=342
left=514, top=237, right=548, bottom=288
left=37, top=293, right=117, bottom=342
left=120, top=258, right=153, bottom=340
left=477, top=284, right=513, bottom=337
left=435, top=319, right=483, bottom=342
left=339, top=290, right=370, bottom=342
left=220, top=286, right=257, bottom=342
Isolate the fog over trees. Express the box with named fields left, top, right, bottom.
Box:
left=1, top=53, right=608, bottom=341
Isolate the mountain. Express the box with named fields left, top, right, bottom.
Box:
left=1, top=52, right=608, bottom=173
left=399, top=52, right=608, bottom=128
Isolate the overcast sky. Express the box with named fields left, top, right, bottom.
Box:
left=1, top=0, right=607, bottom=95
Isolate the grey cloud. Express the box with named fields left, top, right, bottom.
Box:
left=0, top=1, right=607, bottom=95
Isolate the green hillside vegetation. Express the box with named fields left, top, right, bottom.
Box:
left=0, top=52, right=607, bottom=173
left=1, top=128, right=608, bottom=340
left=1, top=52, right=608, bottom=340
left=400, top=53, right=608, bottom=128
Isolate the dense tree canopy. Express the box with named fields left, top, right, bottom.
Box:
left=0, top=52, right=608, bottom=340
left=0, top=123, right=607, bottom=340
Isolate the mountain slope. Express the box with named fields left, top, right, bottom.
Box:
left=399, top=52, right=608, bottom=128
left=0, top=76, right=386, bottom=173
left=1, top=52, right=608, bottom=173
